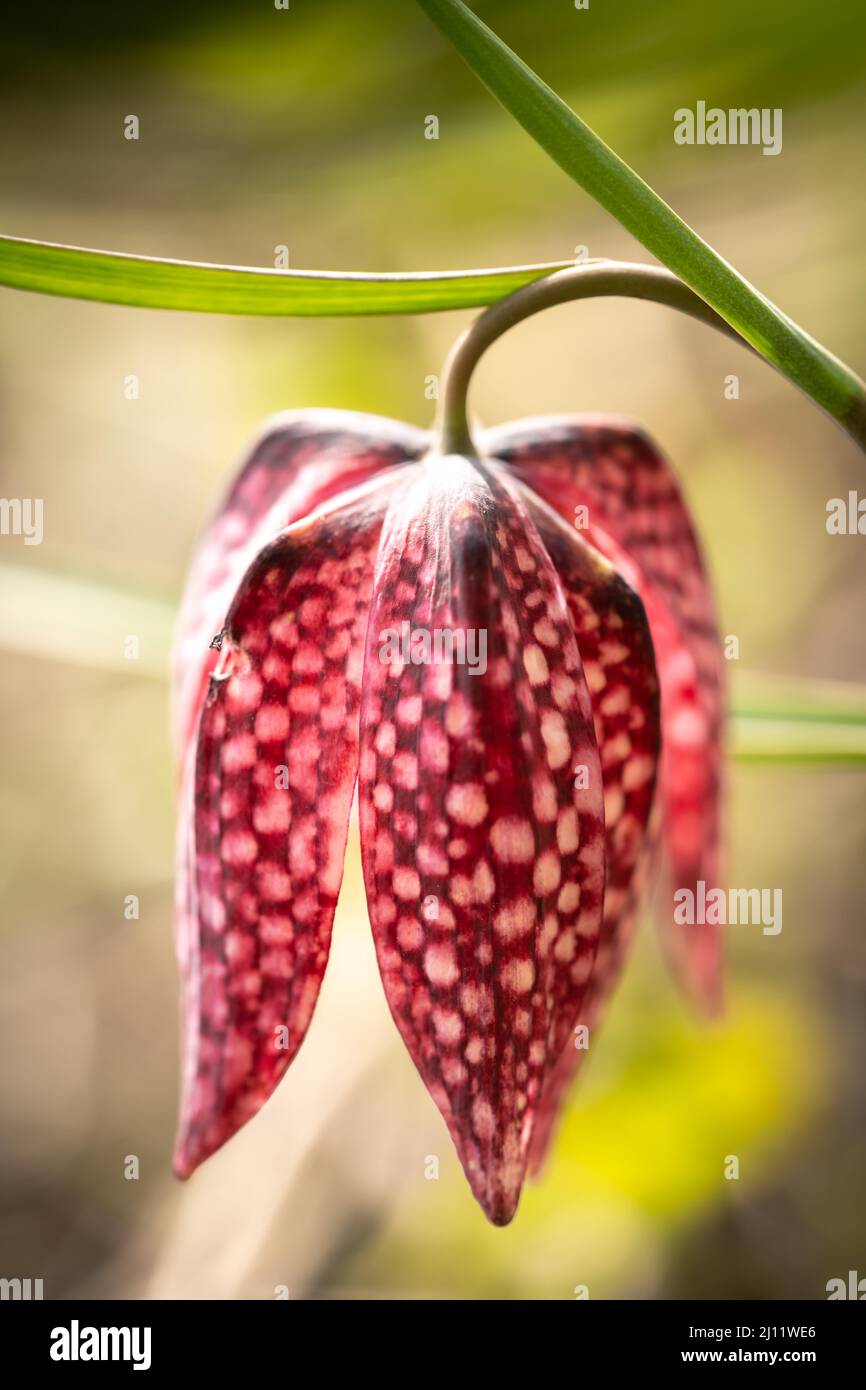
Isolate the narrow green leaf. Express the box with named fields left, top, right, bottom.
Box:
left=416, top=0, right=866, bottom=450
left=0, top=235, right=572, bottom=317
left=733, top=672, right=866, bottom=728
left=0, top=562, right=172, bottom=679
left=732, top=718, right=866, bottom=766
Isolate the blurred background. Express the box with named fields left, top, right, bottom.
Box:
left=1, top=0, right=865, bottom=1299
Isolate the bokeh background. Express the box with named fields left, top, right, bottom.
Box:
left=1, top=0, right=865, bottom=1300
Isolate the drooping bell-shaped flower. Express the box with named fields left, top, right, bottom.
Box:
left=172, top=400, right=723, bottom=1225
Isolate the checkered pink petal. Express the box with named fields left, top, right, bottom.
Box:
left=174, top=475, right=400, bottom=1178
left=357, top=455, right=607, bottom=1222
left=490, top=417, right=724, bottom=1013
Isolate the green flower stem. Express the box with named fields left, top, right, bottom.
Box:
left=435, top=261, right=749, bottom=455
left=416, top=0, right=866, bottom=453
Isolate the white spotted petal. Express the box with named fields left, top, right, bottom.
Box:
left=358, top=453, right=607, bottom=1224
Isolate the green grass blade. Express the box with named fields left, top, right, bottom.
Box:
left=732, top=718, right=866, bottom=765
left=733, top=672, right=866, bottom=728
left=0, top=235, right=573, bottom=317
left=416, top=0, right=866, bottom=450
left=0, top=563, right=173, bottom=680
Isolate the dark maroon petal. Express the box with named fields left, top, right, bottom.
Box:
left=174, top=410, right=427, bottom=758
left=518, top=490, right=661, bottom=1172
left=174, top=475, right=399, bottom=1178
left=489, top=418, right=724, bottom=1012
left=358, top=454, right=605, bottom=1224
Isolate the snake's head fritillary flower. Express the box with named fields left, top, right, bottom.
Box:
left=172, top=407, right=723, bottom=1225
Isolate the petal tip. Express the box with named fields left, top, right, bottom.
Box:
left=171, top=1142, right=196, bottom=1182
left=172, top=1113, right=226, bottom=1180
left=486, top=1201, right=519, bottom=1228
left=472, top=1170, right=523, bottom=1227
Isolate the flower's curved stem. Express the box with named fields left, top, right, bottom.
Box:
left=434, top=261, right=866, bottom=456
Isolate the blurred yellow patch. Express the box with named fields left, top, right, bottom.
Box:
left=338, top=974, right=827, bottom=1298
